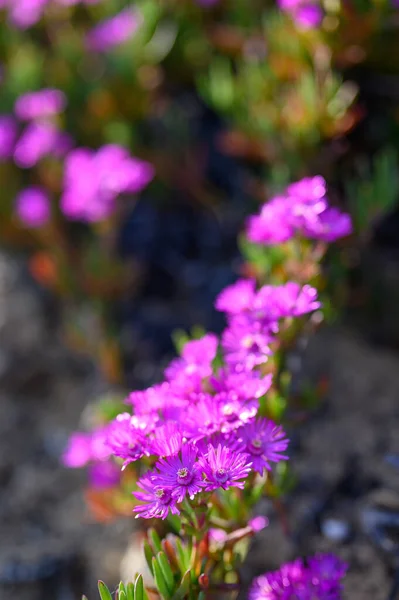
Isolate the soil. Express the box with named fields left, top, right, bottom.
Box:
left=1, top=248, right=399, bottom=600
left=242, top=326, right=399, bottom=600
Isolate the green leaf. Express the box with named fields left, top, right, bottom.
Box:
left=149, top=528, right=162, bottom=553
left=157, top=552, right=175, bottom=592
left=82, top=596, right=89, bottom=600
left=175, top=538, right=189, bottom=572
left=118, top=582, right=126, bottom=596
left=126, top=582, right=135, bottom=600
left=118, top=591, right=127, bottom=600
left=166, top=513, right=181, bottom=534
left=173, top=570, right=192, bottom=599
left=171, top=329, right=190, bottom=354
left=143, top=540, right=155, bottom=576
left=98, top=581, right=113, bottom=600
left=152, top=557, right=172, bottom=599
left=134, top=574, right=148, bottom=600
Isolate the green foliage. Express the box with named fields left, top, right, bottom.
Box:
left=346, top=148, right=399, bottom=234
left=98, top=581, right=113, bottom=600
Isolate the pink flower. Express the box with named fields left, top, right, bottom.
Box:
left=237, top=418, right=289, bottom=474
left=61, top=145, right=154, bottom=222
left=15, top=186, right=50, bottom=228
left=198, top=444, right=252, bottom=491
left=151, top=444, right=204, bottom=503
left=14, top=122, right=71, bottom=168
left=249, top=554, right=347, bottom=599
left=246, top=176, right=352, bottom=244
left=15, top=88, right=66, bottom=121
left=215, top=279, right=256, bottom=315
left=86, top=8, right=141, bottom=52
left=0, top=115, right=17, bottom=159
left=133, top=475, right=181, bottom=520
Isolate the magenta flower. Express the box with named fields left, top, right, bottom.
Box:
left=61, top=145, right=154, bottom=222
left=183, top=394, right=225, bottom=441
left=303, top=207, right=353, bottom=241
left=254, top=282, right=320, bottom=320
left=86, top=8, right=141, bottom=52
left=152, top=444, right=204, bottom=503
left=216, top=280, right=320, bottom=329
left=15, top=186, right=50, bottom=228
left=0, top=115, right=17, bottom=160
left=215, top=279, right=256, bottom=315
left=246, top=176, right=352, bottom=245
left=249, top=554, right=347, bottom=599
left=216, top=390, right=259, bottom=432
left=15, top=88, right=66, bottom=121
left=237, top=418, right=289, bottom=474
left=211, top=368, right=272, bottom=401
left=62, top=432, right=92, bottom=468
left=278, top=0, right=323, bottom=29
left=7, top=0, right=49, bottom=29
left=246, top=196, right=294, bottom=245
left=221, top=318, right=273, bottom=371
left=287, top=175, right=327, bottom=203
left=62, top=426, right=111, bottom=467
left=14, top=122, right=71, bottom=168
left=165, top=334, right=218, bottom=395
left=133, top=475, right=181, bottom=520
left=89, top=460, right=120, bottom=489
left=126, top=382, right=172, bottom=415
left=57, top=0, right=100, bottom=4
left=199, top=444, right=252, bottom=491
left=249, top=515, right=269, bottom=533
left=106, top=413, right=148, bottom=469
left=150, top=422, right=183, bottom=457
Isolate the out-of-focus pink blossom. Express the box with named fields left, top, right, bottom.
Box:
left=86, top=8, right=142, bottom=52
left=0, top=115, right=17, bottom=160
left=15, top=88, right=66, bottom=121
left=278, top=0, right=323, bottom=29
left=57, top=0, right=100, bottom=4
left=249, top=515, right=269, bottom=533
left=8, top=0, right=49, bottom=29
left=246, top=176, right=352, bottom=244
left=14, top=122, right=72, bottom=168
left=89, top=461, right=121, bottom=489
left=15, top=186, right=50, bottom=228
left=61, top=144, right=154, bottom=222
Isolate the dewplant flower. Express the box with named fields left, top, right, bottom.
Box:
left=15, top=186, right=50, bottom=228
left=86, top=8, right=142, bottom=52
left=15, top=88, right=66, bottom=121
left=63, top=175, right=351, bottom=598
left=246, top=176, right=352, bottom=245
left=249, top=553, right=348, bottom=599
left=198, top=444, right=252, bottom=491
left=60, top=145, right=154, bottom=222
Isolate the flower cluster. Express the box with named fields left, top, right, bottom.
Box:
left=246, top=176, right=352, bottom=245
left=63, top=277, right=324, bottom=518
left=63, top=175, right=353, bottom=525
left=0, top=86, right=153, bottom=227
left=216, top=279, right=320, bottom=370
left=64, top=330, right=289, bottom=519
left=249, top=553, right=348, bottom=599
left=277, top=0, right=323, bottom=29
left=0, top=0, right=139, bottom=34
left=61, top=145, right=154, bottom=222
left=61, top=174, right=351, bottom=596
left=2, top=0, right=141, bottom=52
left=86, top=8, right=141, bottom=52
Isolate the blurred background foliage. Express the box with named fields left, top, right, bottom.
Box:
left=1, top=0, right=399, bottom=383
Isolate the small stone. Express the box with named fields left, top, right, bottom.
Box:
left=321, top=518, right=350, bottom=542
